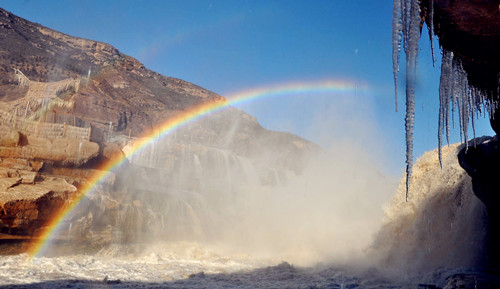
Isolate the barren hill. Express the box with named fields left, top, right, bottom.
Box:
left=0, top=7, right=226, bottom=137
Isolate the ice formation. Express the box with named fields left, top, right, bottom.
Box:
left=391, top=0, right=402, bottom=112
left=427, top=0, right=436, bottom=66
left=392, top=0, right=492, bottom=201
left=392, top=0, right=420, bottom=202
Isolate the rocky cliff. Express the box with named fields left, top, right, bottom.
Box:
left=421, top=0, right=499, bottom=105
left=0, top=8, right=319, bottom=251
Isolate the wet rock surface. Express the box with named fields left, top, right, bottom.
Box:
left=458, top=137, right=500, bottom=269
left=443, top=273, right=500, bottom=289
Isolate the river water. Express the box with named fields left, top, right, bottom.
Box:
left=0, top=241, right=434, bottom=288
left=0, top=142, right=487, bottom=288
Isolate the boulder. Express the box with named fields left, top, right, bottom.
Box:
left=0, top=136, right=99, bottom=166
left=0, top=177, right=77, bottom=235
left=0, top=125, right=19, bottom=147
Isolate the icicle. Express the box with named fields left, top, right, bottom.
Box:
left=438, top=50, right=453, bottom=167
left=451, top=60, right=472, bottom=150
left=402, top=0, right=411, bottom=52
left=490, top=100, right=496, bottom=120
left=446, top=84, right=452, bottom=143
left=392, top=0, right=403, bottom=112
left=462, top=85, right=469, bottom=151
left=438, top=91, right=444, bottom=167
left=389, top=0, right=496, bottom=200
left=428, top=0, right=436, bottom=66
left=404, top=0, right=420, bottom=201
left=443, top=53, right=453, bottom=145
left=470, top=91, right=477, bottom=146
left=497, top=73, right=500, bottom=101
left=391, top=0, right=421, bottom=201
left=458, top=93, right=464, bottom=143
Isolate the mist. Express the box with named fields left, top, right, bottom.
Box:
left=75, top=94, right=397, bottom=269
left=218, top=98, right=396, bottom=265
left=42, top=84, right=479, bottom=285
left=222, top=144, right=396, bottom=265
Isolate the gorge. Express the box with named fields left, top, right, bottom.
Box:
left=0, top=1, right=499, bottom=288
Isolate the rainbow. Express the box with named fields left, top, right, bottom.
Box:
left=27, top=79, right=369, bottom=258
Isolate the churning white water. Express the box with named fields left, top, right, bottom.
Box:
left=0, top=243, right=410, bottom=288
left=0, top=142, right=485, bottom=288
left=0, top=110, right=489, bottom=288
left=0, top=139, right=402, bottom=288
left=0, top=243, right=273, bottom=287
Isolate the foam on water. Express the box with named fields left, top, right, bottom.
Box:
left=0, top=242, right=270, bottom=285
left=0, top=242, right=414, bottom=288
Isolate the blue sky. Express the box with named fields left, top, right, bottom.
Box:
left=0, top=0, right=494, bottom=176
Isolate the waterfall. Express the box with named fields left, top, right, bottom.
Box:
left=370, top=143, right=486, bottom=282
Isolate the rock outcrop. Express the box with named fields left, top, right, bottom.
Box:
left=458, top=137, right=500, bottom=269
left=0, top=124, right=146, bottom=246
left=0, top=128, right=104, bottom=238
left=421, top=0, right=500, bottom=105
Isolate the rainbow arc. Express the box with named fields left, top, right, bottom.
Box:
left=28, top=79, right=369, bottom=258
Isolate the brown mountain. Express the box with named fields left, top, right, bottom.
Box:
left=0, top=8, right=319, bottom=249
left=0, top=7, right=225, bottom=136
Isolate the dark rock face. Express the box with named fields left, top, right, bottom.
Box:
left=458, top=137, right=500, bottom=268
left=443, top=273, right=500, bottom=289
left=458, top=138, right=500, bottom=215
left=421, top=0, right=500, bottom=104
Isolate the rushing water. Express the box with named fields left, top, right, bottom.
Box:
left=0, top=243, right=272, bottom=287
left=0, top=132, right=489, bottom=288
left=0, top=242, right=419, bottom=288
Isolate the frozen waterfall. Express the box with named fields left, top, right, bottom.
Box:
left=392, top=0, right=491, bottom=200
